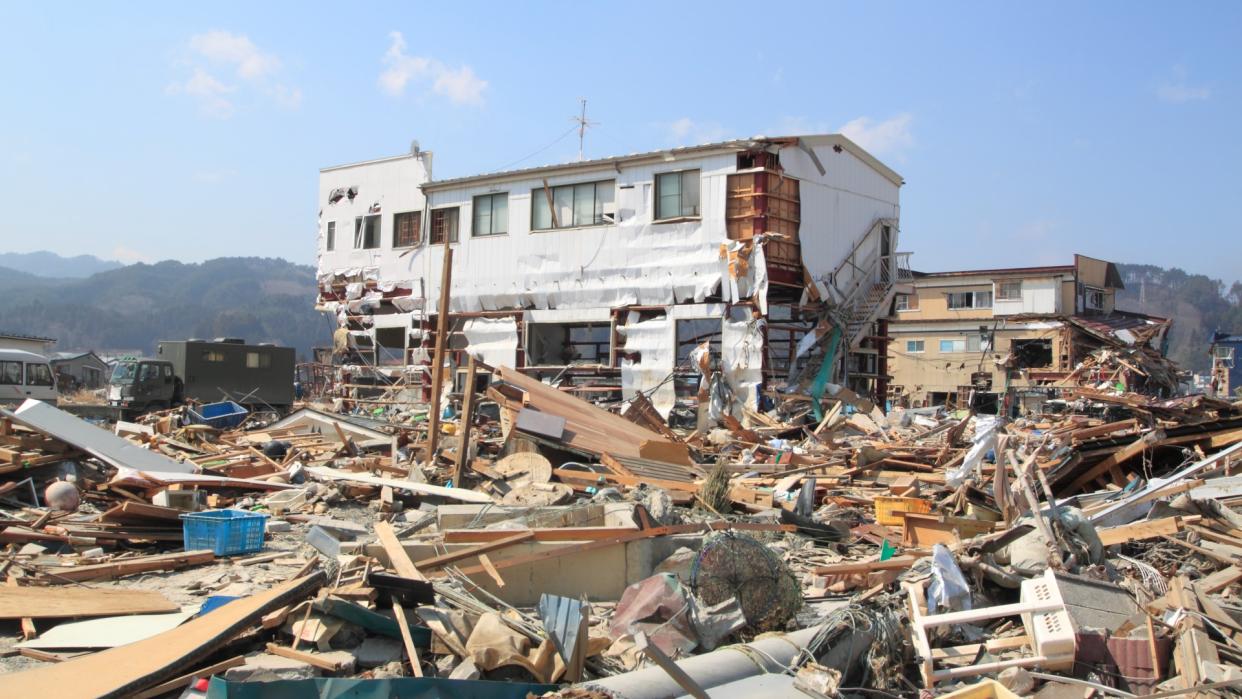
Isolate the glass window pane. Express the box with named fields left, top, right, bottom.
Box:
left=532, top=188, right=551, bottom=230
left=656, top=173, right=679, bottom=219
left=573, top=183, right=594, bottom=226
left=473, top=196, right=491, bottom=236
left=492, top=194, right=507, bottom=233
left=681, top=171, right=699, bottom=216
left=596, top=181, right=614, bottom=222
left=555, top=186, right=574, bottom=228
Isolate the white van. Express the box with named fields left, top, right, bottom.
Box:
left=0, top=349, right=58, bottom=404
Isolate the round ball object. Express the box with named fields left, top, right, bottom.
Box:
left=45, top=481, right=80, bottom=512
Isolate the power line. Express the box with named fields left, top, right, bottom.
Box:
left=490, top=124, right=579, bottom=173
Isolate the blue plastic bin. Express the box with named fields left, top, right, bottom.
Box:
left=187, top=401, right=249, bottom=429
left=181, top=509, right=268, bottom=556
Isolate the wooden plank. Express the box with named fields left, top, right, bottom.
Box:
left=813, top=554, right=927, bottom=576
left=477, top=554, right=505, bottom=588
left=1199, top=566, right=1242, bottom=594
left=131, top=656, right=246, bottom=699
left=553, top=468, right=698, bottom=493
left=0, top=586, right=178, bottom=620
left=264, top=642, right=350, bottom=672
left=0, top=572, right=325, bottom=699
left=424, top=246, right=454, bottom=465
left=414, top=530, right=534, bottom=570
left=390, top=602, right=423, bottom=677
left=39, top=550, right=215, bottom=583
left=1097, top=516, right=1193, bottom=546
left=451, top=354, right=478, bottom=488
left=374, top=521, right=426, bottom=581
left=1065, top=432, right=1163, bottom=494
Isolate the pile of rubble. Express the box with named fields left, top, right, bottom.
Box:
left=2, top=352, right=1242, bottom=698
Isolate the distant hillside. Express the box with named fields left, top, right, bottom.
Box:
left=0, top=257, right=330, bottom=360
left=0, top=251, right=123, bottom=278
left=1116, top=263, right=1242, bottom=373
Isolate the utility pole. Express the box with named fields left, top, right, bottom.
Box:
left=572, top=98, right=597, bottom=161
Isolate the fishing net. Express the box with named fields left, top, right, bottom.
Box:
left=690, top=531, right=802, bottom=633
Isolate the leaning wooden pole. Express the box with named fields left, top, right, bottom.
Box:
left=423, top=246, right=454, bottom=474
left=451, top=354, right=479, bottom=487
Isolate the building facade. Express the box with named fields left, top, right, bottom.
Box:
left=316, top=135, right=910, bottom=419
left=0, top=332, right=55, bottom=356
left=1209, top=332, right=1241, bottom=399
left=887, top=254, right=1170, bottom=414
left=50, top=351, right=109, bottom=391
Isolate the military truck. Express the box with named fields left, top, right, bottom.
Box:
left=108, top=338, right=295, bottom=416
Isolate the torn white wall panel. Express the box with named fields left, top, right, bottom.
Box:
left=6, top=399, right=194, bottom=474
left=371, top=312, right=412, bottom=329
left=618, top=315, right=676, bottom=418
left=721, top=317, right=765, bottom=417
left=462, top=317, right=519, bottom=368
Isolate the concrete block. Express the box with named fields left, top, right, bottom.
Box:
left=351, top=636, right=403, bottom=668
left=223, top=653, right=320, bottom=682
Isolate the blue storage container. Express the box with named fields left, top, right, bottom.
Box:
left=181, top=509, right=268, bottom=556
left=187, top=401, right=249, bottom=429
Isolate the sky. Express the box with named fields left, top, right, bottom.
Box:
left=1, top=2, right=1239, bottom=282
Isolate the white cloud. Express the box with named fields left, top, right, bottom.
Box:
left=838, top=113, right=914, bottom=157
left=665, top=117, right=729, bottom=146
left=379, top=31, right=487, bottom=105
left=165, top=68, right=235, bottom=119
left=110, top=245, right=152, bottom=264
left=189, top=30, right=280, bottom=80
left=1156, top=66, right=1210, bottom=103
left=168, top=31, right=297, bottom=117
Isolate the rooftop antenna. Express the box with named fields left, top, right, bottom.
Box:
left=572, top=98, right=597, bottom=161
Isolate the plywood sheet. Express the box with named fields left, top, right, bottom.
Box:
left=0, top=586, right=178, bottom=619
left=18, top=610, right=195, bottom=649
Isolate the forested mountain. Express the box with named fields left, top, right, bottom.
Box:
left=0, top=257, right=330, bottom=359
left=0, top=251, right=123, bottom=278
left=1116, top=264, right=1242, bottom=373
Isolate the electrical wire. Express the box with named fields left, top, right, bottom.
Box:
left=490, top=125, right=580, bottom=173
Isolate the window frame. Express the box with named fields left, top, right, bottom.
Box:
left=354, top=214, right=381, bottom=250
left=245, top=351, right=271, bottom=369
left=906, top=339, right=925, bottom=353
left=654, top=169, right=701, bottom=221
left=430, top=207, right=460, bottom=245
left=530, top=179, right=616, bottom=231
left=996, top=279, right=1022, bottom=301
left=0, top=360, right=21, bottom=385
left=946, top=290, right=993, bottom=310
left=1084, top=286, right=1105, bottom=311
left=895, top=293, right=919, bottom=312
left=25, top=363, right=53, bottom=387
left=392, top=211, right=422, bottom=248
left=325, top=221, right=335, bottom=251
left=939, top=339, right=967, bottom=353
left=472, top=192, right=509, bottom=237
left=202, top=350, right=226, bottom=363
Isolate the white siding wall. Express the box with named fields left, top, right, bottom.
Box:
left=993, top=276, right=1060, bottom=316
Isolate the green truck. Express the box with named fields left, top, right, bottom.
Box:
left=108, top=339, right=295, bottom=416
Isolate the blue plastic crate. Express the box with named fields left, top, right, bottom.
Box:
left=181, top=509, right=268, bottom=556
left=187, top=401, right=249, bottom=429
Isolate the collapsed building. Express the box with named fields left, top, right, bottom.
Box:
left=315, top=135, right=911, bottom=419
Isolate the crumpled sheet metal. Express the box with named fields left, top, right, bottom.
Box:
left=608, top=573, right=697, bottom=656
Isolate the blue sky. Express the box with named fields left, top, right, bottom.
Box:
left=1, top=2, right=1238, bottom=282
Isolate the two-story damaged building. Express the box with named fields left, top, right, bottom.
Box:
left=316, top=135, right=909, bottom=420
left=886, top=254, right=1173, bottom=415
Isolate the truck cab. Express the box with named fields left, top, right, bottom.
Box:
left=108, top=358, right=180, bottom=413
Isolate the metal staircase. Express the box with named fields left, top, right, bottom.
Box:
left=823, top=218, right=911, bottom=349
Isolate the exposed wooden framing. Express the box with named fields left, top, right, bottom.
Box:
left=451, top=354, right=478, bottom=487
left=424, top=246, right=454, bottom=470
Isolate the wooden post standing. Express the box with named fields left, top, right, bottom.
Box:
left=424, top=247, right=454, bottom=470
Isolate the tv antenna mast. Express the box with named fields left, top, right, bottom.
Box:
left=572, top=98, right=598, bottom=161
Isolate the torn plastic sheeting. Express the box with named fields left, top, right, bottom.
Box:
left=926, top=543, right=972, bottom=613
left=345, top=282, right=365, bottom=300
left=619, top=314, right=676, bottom=418
left=205, top=676, right=558, bottom=699
left=463, top=317, right=518, bottom=368
left=947, top=415, right=1002, bottom=488
left=721, top=317, right=764, bottom=418
left=370, top=312, right=412, bottom=329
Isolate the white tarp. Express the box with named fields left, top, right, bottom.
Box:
left=7, top=399, right=194, bottom=474
left=618, top=314, right=676, bottom=418
left=721, top=317, right=765, bottom=417
left=463, top=317, right=519, bottom=368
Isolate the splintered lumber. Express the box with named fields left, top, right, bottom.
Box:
left=0, top=572, right=326, bottom=699
left=425, top=246, right=454, bottom=463
left=391, top=602, right=424, bottom=677
left=1096, top=515, right=1196, bottom=546
left=264, top=642, right=351, bottom=672
left=39, top=550, right=215, bottom=583
left=451, top=354, right=479, bottom=488
left=414, top=530, right=534, bottom=570
left=1198, top=566, right=1242, bottom=594
left=374, top=521, right=426, bottom=581
left=813, top=554, right=927, bottom=576
left=0, top=586, right=178, bottom=620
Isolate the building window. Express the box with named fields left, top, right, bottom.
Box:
left=895, top=293, right=919, bottom=312
left=472, top=193, right=509, bottom=237
left=947, top=291, right=993, bottom=309
left=430, top=207, right=459, bottom=244
left=1084, top=287, right=1104, bottom=311
left=526, top=322, right=613, bottom=366
left=655, top=170, right=700, bottom=220
left=940, top=339, right=966, bottom=353
left=906, top=340, right=925, bottom=353
left=531, top=180, right=616, bottom=230
left=354, top=215, right=380, bottom=249
left=393, top=211, right=421, bottom=248
left=997, top=280, right=1022, bottom=300
left=25, top=363, right=53, bottom=386
left=202, top=351, right=225, bottom=362
left=245, top=352, right=271, bottom=369
left=326, top=222, right=335, bottom=251
left=0, top=361, right=20, bottom=385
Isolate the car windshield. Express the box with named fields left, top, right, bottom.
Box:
left=111, top=361, right=138, bottom=384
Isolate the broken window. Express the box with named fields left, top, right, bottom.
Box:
left=997, top=280, right=1022, bottom=300
left=472, top=193, right=508, bottom=237
left=0, top=361, right=20, bottom=385
left=393, top=211, right=421, bottom=248
left=946, top=291, right=992, bottom=309
left=675, top=318, right=721, bottom=364
left=245, top=352, right=271, bottom=369
left=655, top=170, right=701, bottom=220
left=895, top=293, right=919, bottom=311
left=354, top=214, right=380, bottom=249
left=531, top=180, right=616, bottom=230
left=430, top=207, right=459, bottom=245
left=1012, top=339, right=1053, bottom=368
left=906, top=340, right=924, bottom=353
left=526, top=322, right=612, bottom=366
left=374, top=327, right=407, bottom=366
left=1084, top=286, right=1104, bottom=311
left=326, top=221, right=335, bottom=251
